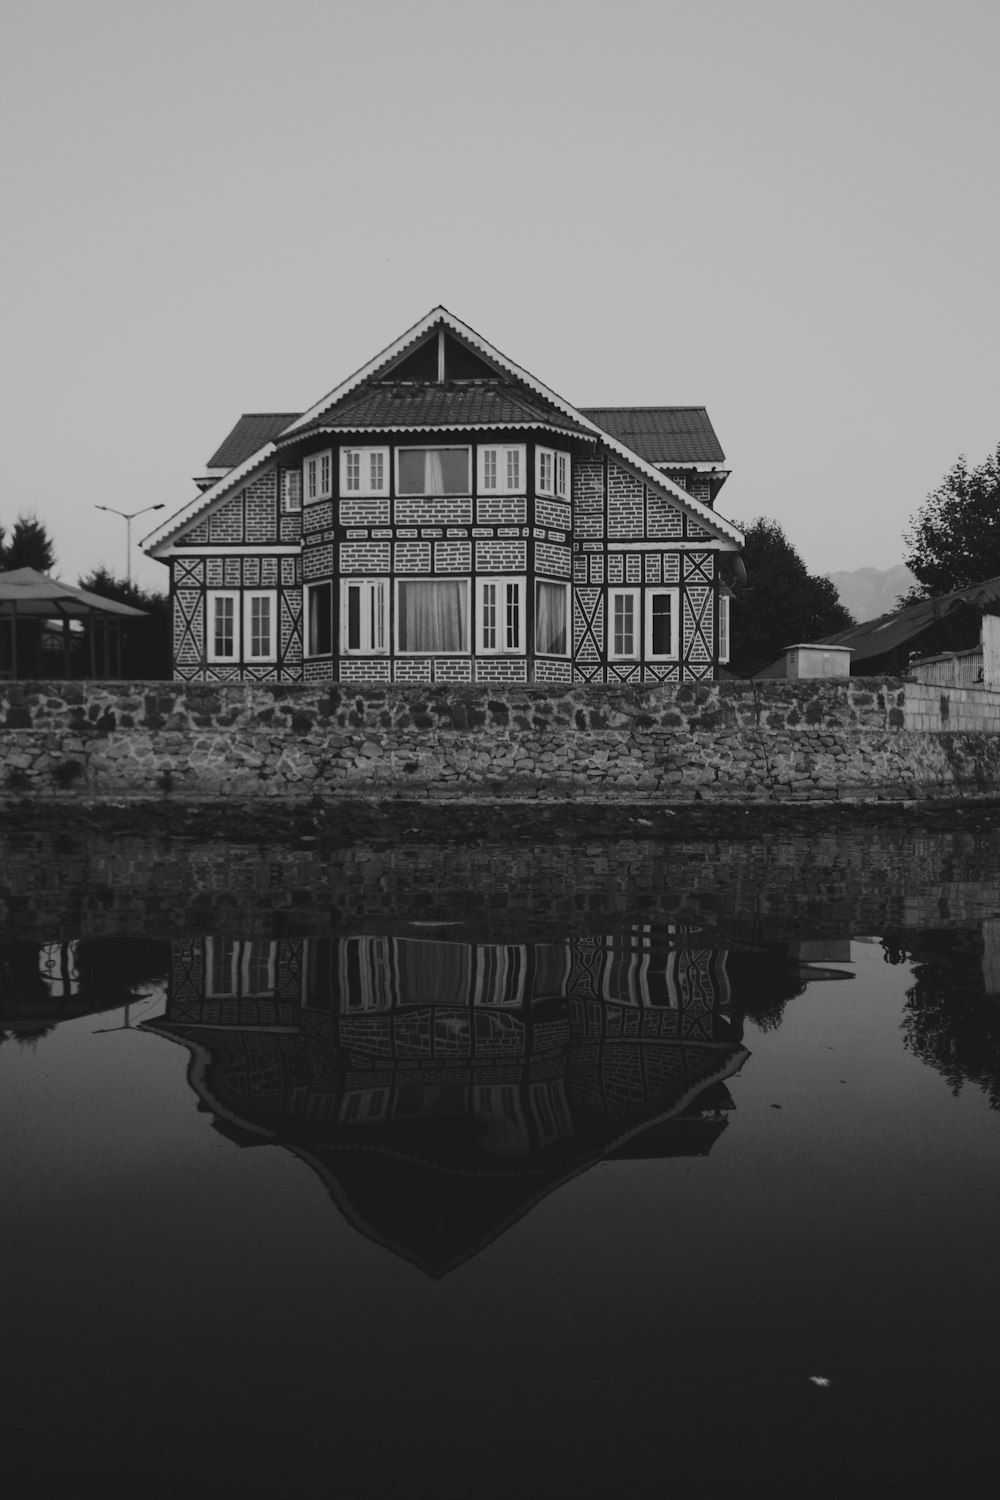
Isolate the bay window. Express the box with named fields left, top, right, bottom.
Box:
left=535, top=580, right=570, bottom=657
left=342, top=578, right=388, bottom=654
left=536, top=447, right=571, bottom=499
left=396, top=578, right=469, bottom=654
left=396, top=446, right=470, bottom=496
left=304, top=449, right=333, bottom=502
left=477, top=577, right=525, bottom=653
left=477, top=444, right=525, bottom=494
left=306, top=582, right=334, bottom=657
left=340, top=446, right=389, bottom=496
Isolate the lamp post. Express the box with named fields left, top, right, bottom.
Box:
left=94, top=503, right=165, bottom=585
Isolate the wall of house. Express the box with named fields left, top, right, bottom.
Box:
left=5, top=678, right=1000, bottom=805
left=164, top=438, right=732, bottom=688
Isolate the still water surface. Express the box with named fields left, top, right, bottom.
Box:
left=3, top=828, right=1000, bottom=1499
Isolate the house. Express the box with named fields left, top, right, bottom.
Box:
left=143, top=308, right=742, bottom=686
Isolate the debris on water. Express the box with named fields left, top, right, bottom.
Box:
left=809, top=1376, right=831, bottom=1388
left=770, top=1103, right=782, bottom=1109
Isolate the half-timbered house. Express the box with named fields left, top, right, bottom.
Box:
left=143, top=308, right=743, bottom=685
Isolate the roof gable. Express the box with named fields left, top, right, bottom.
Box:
left=144, top=307, right=743, bottom=553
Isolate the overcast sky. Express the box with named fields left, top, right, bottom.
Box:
left=2, top=0, right=997, bottom=593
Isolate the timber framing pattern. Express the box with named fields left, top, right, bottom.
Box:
left=144, top=308, right=742, bottom=685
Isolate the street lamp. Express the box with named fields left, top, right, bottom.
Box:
left=94, top=503, right=165, bottom=585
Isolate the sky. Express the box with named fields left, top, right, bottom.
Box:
left=2, top=0, right=998, bottom=594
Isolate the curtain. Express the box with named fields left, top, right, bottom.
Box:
left=398, top=580, right=467, bottom=652
left=535, top=581, right=567, bottom=655
left=398, top=448, right=469, bottom=494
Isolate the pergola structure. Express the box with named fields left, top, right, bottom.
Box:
left=0, top=567, right=147, bottom=680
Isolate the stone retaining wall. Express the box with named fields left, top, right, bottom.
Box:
left=4, top=678, right=1000, bottom=803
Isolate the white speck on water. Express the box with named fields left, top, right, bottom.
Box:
left=809, top=1376, right=831, bottom=1387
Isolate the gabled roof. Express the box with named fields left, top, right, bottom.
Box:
left=818, top=575, right=1000, bottom=663
left=579, top=407, right=726, bottom=465
left=207, top=414, right=300, bottom=469
left=144, top=307, right=743, bottom=553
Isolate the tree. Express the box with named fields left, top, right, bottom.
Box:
left=78, top=566, right=172, bottom=678
left=728, top=517, right=854, bottom=677
left=902, top=441, right=1000, bottom=601
left=1, top=513, right=56, bottom=572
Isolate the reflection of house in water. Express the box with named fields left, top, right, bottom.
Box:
left=146, top=931, right=749, bottom=1274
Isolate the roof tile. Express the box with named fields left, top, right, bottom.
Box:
left=580, top=407, right=725, bottom=465
left=207, top=414, right=299, bottom=470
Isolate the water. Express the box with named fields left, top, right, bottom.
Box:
left=3, top=827, right=1000, bottom=1499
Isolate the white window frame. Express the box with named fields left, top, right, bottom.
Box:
left=477, top=443, right=526, bottom=495
left=394, top=577, right=471, bottom=655
left=645, top=587, right=680, bottom=662
left=305, top=581, right=334, bottom=658
left=718, top=592, right=730, bottom=664
left=303, top=448, right=333, bottom=503
left=341, top=578, right=388, bottom=655
left=207, top=590, right=240, bottom=663
left=282, top=468, right=302, bottom=513
left=339, top=446, right=389, bottom=497
left=608, top=587, right=641, bottom=661
left=534, top=579, right=571, bottom=658
left=476, top=575, right=526, bottom=655
left=554, top=449, right=570, bottom=500
left=536, top=447, right=571, bottom=498
left=395, top=444, right=471, bottom=497
left=243, top=590, right=278, bottom=664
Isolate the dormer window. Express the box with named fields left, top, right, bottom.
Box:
left=341, top=446, right=389, bottom=496
left=536, top=447, right=570, bottom=498
left=478, top=444, right=525, bottom=494
left=396, top=446, right=470, bottom=496
left=304, top=449, right=333, bottom=502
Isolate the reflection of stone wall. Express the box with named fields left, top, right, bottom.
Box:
left=5, top=828, right=1000, bottom=946
left=4, top=677, right=1000, bottom=804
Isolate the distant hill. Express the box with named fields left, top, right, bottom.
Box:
left=825, top=564, right=916, bottom=623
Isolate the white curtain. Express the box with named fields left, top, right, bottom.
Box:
left=535, top=581, right=567, bottom=655
left=398, top=580, right=467, bottom=652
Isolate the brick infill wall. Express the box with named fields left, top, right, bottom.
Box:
left=4, top=678, right=1000, bottom=803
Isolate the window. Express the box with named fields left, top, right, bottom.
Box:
left=207, top=591, right=239, bottom=662
left=340, top=446, right=388, bottom=496
left=206, top=939, right=276, bottom=998
left=396, top=446, right=470, bottom=495
left=304, top=449, right=333, bottom=502
left=282, top=469, right=302, bottom=513
left=342, top=578, right=388, bottom=654
left=536, top=447, right=570, bottom=498
left=609, top=588, right=640, bottom=659
left=477, top=444, right=525, bottom=494
left=718, top=593, right=730, bottom=664
left=645, top=588, right=679, bottom=661
left=396, top=578, right=469, bottom=653
left=535, top=580, right=570, bottom=656
left=244, top=591, right=277, bottom=662
left=306, top=582, right=333, bottom=657
left=477, top=577, right=525, bottom=653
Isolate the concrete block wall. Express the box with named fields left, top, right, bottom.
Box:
left=4, top=678, right=1000, bottom=805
